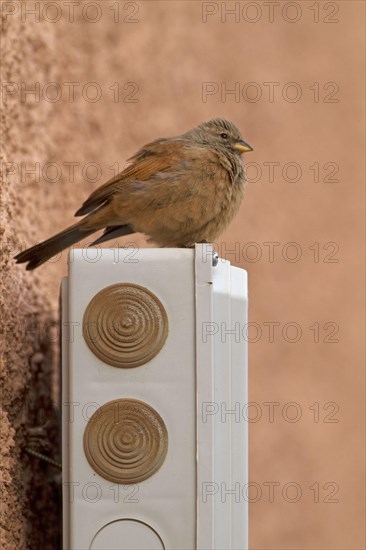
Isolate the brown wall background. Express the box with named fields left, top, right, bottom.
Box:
left=0, top=1, right=364, bottom=549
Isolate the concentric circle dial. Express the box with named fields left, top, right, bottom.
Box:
left=83, top=398, right=168, bottom=484
left=83, top=283, right=168, bottom=368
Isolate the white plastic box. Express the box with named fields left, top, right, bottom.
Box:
left=61, top=244, right=248, bottom=550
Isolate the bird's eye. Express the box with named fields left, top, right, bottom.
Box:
left=220, top=133, right=228, bottom=139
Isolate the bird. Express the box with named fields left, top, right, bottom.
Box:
left=15, top=118, right=253, bottom=270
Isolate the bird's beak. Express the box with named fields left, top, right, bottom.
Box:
left=234, top=139, right=253, bottom=153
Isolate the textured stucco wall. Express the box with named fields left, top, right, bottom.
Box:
left=1, top=10, right=60, bottom=549
left=1, top=1, right=365, bottom=549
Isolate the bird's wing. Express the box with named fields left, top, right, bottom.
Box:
left=75, top=139, right=186, bottom=217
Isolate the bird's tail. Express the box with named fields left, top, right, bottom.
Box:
left=15, top=220, right=97, bottom=270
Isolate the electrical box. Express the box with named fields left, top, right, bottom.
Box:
left=61, top=244, right=248, bottom=549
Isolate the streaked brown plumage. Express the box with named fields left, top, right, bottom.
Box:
left=15, top=118, right=253, bottom=270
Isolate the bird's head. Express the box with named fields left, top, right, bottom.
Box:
left=186, top=118, right=253, bottom=156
